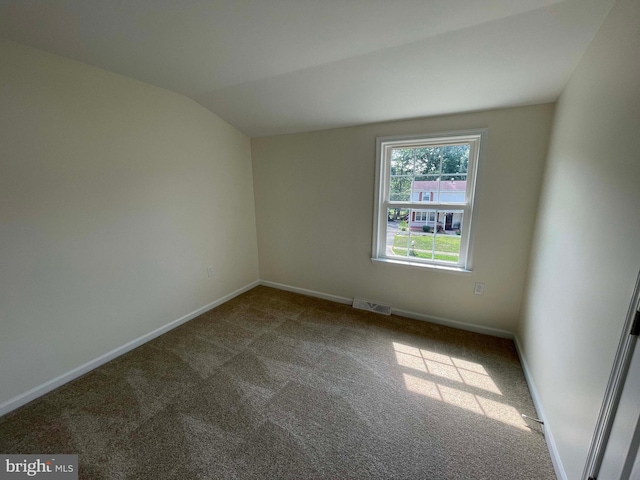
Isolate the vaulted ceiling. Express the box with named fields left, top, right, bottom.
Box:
left=0, top=0, right=615, bottom=136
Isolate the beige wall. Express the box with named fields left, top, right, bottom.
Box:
left=252, top=104, right=555, bottom=332
left=518, top=0, right=640, bottom=478
left=0, top=40, right=259, bottom=407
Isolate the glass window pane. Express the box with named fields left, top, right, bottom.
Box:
left=432, top=210, right=464, bottom=263
left=386, top=209, right=465, bottom=263
left=439, top=175, right=467, bottom=203
left=409, top=209, right=438, bottom=233
left=412, top=147, right=442, bottom=176
left=387, top=207, right=411, bottom=222
left=440, top=144, right=470, bottom=175
left=387, top=208, right=410, bottom=257
left=410, top=175, right=467, bottom=203
left=413, top=175, right=439, bottom=203
left=390, top=149, right=414, bottom=176
left=389, top=176, right=411, bottom=201
left=412, top=230, right=434, bottom=260
left=391, top=144, right=470, bottom=204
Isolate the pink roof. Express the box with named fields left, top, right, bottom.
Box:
left=412, top=180, right=466, bottom=191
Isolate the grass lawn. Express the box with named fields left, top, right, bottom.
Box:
left=392, top=233, right=460, bottom=262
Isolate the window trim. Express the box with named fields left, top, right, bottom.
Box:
left=372, top=129, right=487, bottom=272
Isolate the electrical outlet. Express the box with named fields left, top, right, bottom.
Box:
left=207, top=266, right=214, bottom=277
left=474, top=282, right=485, bottom=295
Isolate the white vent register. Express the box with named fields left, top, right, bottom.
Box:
left=352, top=298, right=391, bottom=315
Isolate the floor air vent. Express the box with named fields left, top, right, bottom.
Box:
left=352, top=298, right=391, bottom=315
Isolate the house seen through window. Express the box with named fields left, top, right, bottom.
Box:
left=372, top=130, right=485, bottom=270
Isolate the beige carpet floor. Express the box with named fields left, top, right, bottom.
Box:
left=0, top=286, right=556, bottom=479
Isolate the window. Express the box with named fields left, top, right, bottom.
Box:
left=413, top=210, right=436, bottom=223
left=372, top=130, right=485, bottom=271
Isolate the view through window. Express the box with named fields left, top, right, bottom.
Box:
left=373, top=130, right=485, bottom=270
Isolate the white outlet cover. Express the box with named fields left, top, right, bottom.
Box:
left=474, top=282, right=485, bottom=295
left=207, top=266, right=214, bottom=277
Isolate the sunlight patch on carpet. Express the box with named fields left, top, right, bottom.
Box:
left=394, top=342, right=529, bottom=431
left=393, top=342, right=501, bottom=395
left=402, top=373, right=529, bottom=431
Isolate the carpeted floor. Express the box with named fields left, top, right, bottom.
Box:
left=0, top=286, right=556, bottom=479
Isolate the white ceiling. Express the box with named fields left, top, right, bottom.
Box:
left=0, top=0, right=615, bottom=137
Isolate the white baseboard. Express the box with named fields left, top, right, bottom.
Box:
left=391, top=307, right=514, bottom=339
left=1, top=278, right=565, bottom=480
left=514, top=335, right=567, bottom=480
left=259, top=280, right=353, bottom=305
left=260, top=280, right=514, bottom=339
left=0, top=280, right=260, bottom=418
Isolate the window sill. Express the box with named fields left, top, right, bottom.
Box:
left=370, top=257, right=472, bottom=274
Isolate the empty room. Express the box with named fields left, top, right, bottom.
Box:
left=1, top=0, right=639, bottom=479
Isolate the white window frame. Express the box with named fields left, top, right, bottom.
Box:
left=372, top=129, right=486, bottom=272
